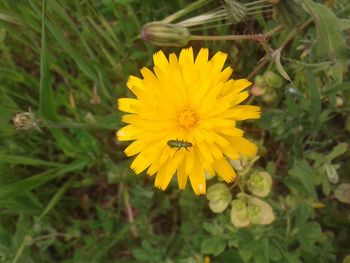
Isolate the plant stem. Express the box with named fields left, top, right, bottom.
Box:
left=247, top=18, right=313, bottom=80
left=162, top=0, right=214, bottom=23
left=190, top=24, right=283, bottom=42
left=41, top=121, right=117, bottom=130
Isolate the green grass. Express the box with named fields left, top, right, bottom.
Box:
left=0, top=0, right=350, bottom=262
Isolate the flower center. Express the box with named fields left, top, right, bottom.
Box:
left=177, top=108, right=198, bottom=129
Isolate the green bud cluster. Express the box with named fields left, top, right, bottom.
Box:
left=253, top=70, right=284, bottom=104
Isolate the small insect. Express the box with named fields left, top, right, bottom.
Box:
left=167, top=139, right=193, bottom=151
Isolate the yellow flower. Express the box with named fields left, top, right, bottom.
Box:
left=117, top=47, right=260, bottom=195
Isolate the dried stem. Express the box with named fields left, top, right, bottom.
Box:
left=124, top=186, right=139, bottom=238
left=189, top=24, right=284, bottom=42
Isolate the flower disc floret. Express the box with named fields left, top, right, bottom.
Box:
left=117, top=47, right=260, bottom=195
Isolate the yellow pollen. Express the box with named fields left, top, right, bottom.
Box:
left=177, top=108, right=198, bottom=129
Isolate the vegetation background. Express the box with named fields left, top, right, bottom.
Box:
left=0, top=0, right=349, bottom=262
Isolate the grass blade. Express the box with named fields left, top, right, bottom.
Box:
left=39, top=0, right=57, bottom=121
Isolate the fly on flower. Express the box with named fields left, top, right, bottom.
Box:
left=117, top=47, right=260, bottom=195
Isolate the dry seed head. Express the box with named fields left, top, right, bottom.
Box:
left=12, top=110, right=40, bottom=131
left=141, top=22, right=190, bottom=47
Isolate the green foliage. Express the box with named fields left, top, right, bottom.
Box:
left=0, top=0, right=349, bottom=262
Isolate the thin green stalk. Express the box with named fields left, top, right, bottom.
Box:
left=162, top=0, right=214, bottom=23
left=245, top=0, right=268, bottom=6
left=247, top=4, right=272, bottom=11
left=248, top=9, right=274, bottom=16
left=42, top=121, right=119, bottom=130
left=12, top=236, right=30, bottom=263
left=190, top=24, right=283, bottom=42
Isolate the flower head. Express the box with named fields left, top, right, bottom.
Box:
left=117, top=47, right=260, bottom=195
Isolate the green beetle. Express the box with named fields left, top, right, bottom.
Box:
left=167, top=139, right=193, bottom=151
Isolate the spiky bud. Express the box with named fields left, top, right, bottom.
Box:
left=223, top=0, right=248, bottom=24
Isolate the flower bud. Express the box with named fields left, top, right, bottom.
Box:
left=247, top=171, right=272, bottom=197
left=223, top=0, right=248, bottom=24
left=206, top=183, right=232, bottom=213
left=141, top=22, right=190, bottom=47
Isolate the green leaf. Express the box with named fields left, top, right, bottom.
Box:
left=326, top=143, right=348, bottom=162
left=39, top=0, right=57, bottom=121
left=29, top=0, right=98, bottom=81
left=39, top=176, right=75, bottom=219
left=0, top=154, right=61, bottom=167
left=301, top=0, right=347, bottom=60
left=289, top=160, right=317, bottom=198
left=307, top=69, right=321, bottom=119
left=0, top=157, right=89, bottom=200
left=273, top=48, right=292, bottom=82
left=335, top=184, right=350, bottom=204
left=201, top=237, right=226, bottom=256
left=323, top=81, right=350, bottom=96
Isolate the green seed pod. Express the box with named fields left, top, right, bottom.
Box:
left=231, top=199, right=250, bottom=227
left=254, top=75, right=266, bottom=87
left=141, top=22, right=190, bottom=47
left=206, top=183, right=232, bottom=213
left=262, top=89, right=278, bottom=104
left=263, top=71, right=283, bottom=89
left=248, top=197, right=275, bottom=225
left=247, top=171, right=273, bottom=197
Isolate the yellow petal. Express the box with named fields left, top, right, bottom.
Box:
left=153, top=50, right=168, bottom=68
left=177, top=160, right=188, bottom=190
left=126, top=75, right=144, bottom=97
left=117, top=125, right=140, bottom=141
left=195, top=48, right=209, bottom=68
left=230, top=137, right=258, bottom=157
left=231, top=91, right=249, bottom=105
left=179, top=47, right=194, bottom=66
left=118, top=98, right=138, bottom=113
left=155, top=151, right=184, bottom=190
left=131, top=151, right=152, bottom=174
left=220, top=66, right=233, bottom=82
left=210, top=51, right=227, bottom=74
left=188, top=153, right=206, bottom=195
left=213, top=158, right=237, bottom=183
